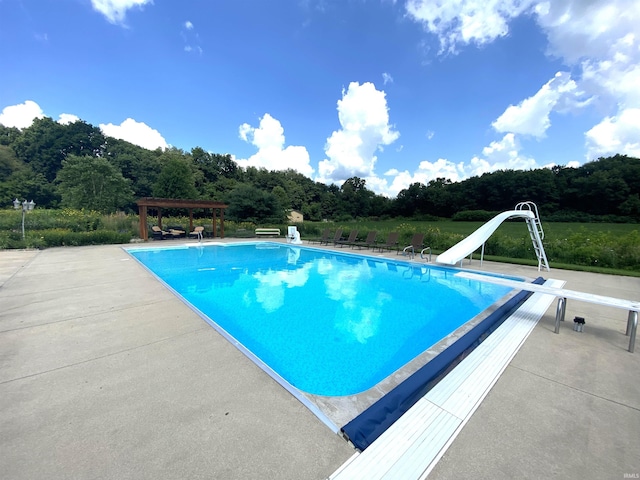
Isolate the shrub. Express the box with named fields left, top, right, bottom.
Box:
left=36, top=229, right=131, bottom=247
left=452, top=210, right=499, bottom=221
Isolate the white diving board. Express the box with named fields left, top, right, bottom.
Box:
left=328, top=279, right=565, bottom=480
left=455, top=271, right=639, bottom=353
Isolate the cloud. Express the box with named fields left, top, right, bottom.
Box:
left=99, top=118, right=168, bottom=150
left=469, top=133, right=537, bottom=176
left=534, top=0, right=640, bottom=65
left=370, top=133, right=538, bottom=197
left=532, top=0, right=640, bottom=159
left=405, top=0, right=535, bottom=53
left=0, top=101, right=78, bottom=129
left=90, top=0, right=153, bottom=25
left=382, top=72, right=394, bottom=85
left=317, top=82, right=399, bottom=185
left=585, top=108, right=640, bottom=159
left=181, top=19, right=203, bottom=54
left=492, top=71, right=591, bottom=138
left=0, top=100, right=44, bottom=129
left=57, top=113, right=80, bottom=125
left=405, top=0, right=639, bottom=173
left=236, top=113, right=314, bottom=177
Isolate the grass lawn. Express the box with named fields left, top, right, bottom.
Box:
left=298, top=219, right=640, bottom=276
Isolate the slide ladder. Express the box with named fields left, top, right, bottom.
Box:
left=516, top=202, right=549, bottom=271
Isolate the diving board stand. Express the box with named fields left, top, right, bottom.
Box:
left=455, top=272, right=639, bottom=353
left=329, top=279, right=565, bottom=480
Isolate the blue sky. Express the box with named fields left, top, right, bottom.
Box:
left=1, top=0, right=638, bottom=197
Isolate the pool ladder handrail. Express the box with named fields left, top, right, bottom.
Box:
left=402, top=245, right=432, bottom=262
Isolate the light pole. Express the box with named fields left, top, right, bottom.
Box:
left=13, top=198, right=36, bottom=240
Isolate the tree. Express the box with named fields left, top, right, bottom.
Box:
left=271, top=185, right=290, bottom=212
left=0, top=168, right=59, bottom=208
left=225, top=184, right=284, bottom=223
left=13, top=118, right=105, bottom=182
left=56, top=155, right=134, bottom=213
left=103, top=137, right=162, bottom=198
left=340, top=177, right=373, bottom=218
left=0, top=145, right=24, bottom=181
left=152, top=157, right=198, bottom=199
left=394, top=182, right=427, bottom=217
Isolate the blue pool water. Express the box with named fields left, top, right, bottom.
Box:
left=127, top=242, right=514, bottom=396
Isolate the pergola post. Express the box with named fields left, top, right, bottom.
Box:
left=139, top=205, right=148, bottom=240
left=212, top=209, right=217, bottom=238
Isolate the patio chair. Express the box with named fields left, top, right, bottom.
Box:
left=336, top=229, right=358, bottom=248
left=188, top=226, right=205, bottom=241
left=330, top=229, right=344, bottom=246
left=352, top=230, right=378, bottom=249
left=309, top=228, right=330, bottom=244
left=151, top=225, right=168, bottom=240
left=376, top=232, right=399, bottom=252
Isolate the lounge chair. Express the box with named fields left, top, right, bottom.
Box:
left=188, top=226, right=204, bottom=241
left=401, top=233, right=425, bottom=258
left=336, top=230, right=358, bottom=248
left=309, top=228, right=330, bottom=244
left=151, top=225, right=168, bottom=240
left=377, top=232, right=399, bottom=252
left=330, top=229, right=344, bottom=246
left=168, top=226, right=186, bottom=238
left=352, top=230, right=378, bottom=249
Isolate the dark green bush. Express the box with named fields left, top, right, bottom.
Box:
left=452, top=210, right=499, bottom=221
left=37, top=229, right=131, bottom=247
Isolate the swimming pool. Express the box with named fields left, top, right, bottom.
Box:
left=127, top=242, right=519, bottom=395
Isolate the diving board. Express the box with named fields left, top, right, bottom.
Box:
left=329, top=279, right=565, bottom=480
left=456, top=271, right=639, bottom=353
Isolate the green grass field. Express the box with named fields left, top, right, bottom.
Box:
left=297, top=219, right=640, bottom=276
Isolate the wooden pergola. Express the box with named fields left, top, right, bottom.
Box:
left=136, top=197, right=228, bottom=241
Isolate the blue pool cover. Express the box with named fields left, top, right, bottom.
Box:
left=341, top=276, right=545, bottom=451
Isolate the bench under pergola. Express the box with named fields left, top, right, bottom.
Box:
left=137, top=197, right=228, bottom=240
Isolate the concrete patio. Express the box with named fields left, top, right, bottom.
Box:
left=1, top=242, right=638, bottom=479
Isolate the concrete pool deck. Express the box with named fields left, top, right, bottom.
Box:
left=1, top=241, right=639, bottom=479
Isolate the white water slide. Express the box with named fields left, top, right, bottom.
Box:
left=436, top=202, right=550, bottom=271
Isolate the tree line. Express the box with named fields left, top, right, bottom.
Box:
left=1, top=117, right=639, bottom=223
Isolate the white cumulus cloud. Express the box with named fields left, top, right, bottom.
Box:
left=317, top=82, right=399, bottom=186
left=469, top=133, right=537, bottom=176
left=99, top=118, right=168, bottom=150
left=405, top=0, right=535, bottom=53
left=492, top=71, right=591, bottom=138
left=236, top=113, right=314, bottom=177
left=57, top=113, right=80, bottom=125
left=406, top=0, right=640, bottom=168
left=0, top=100, right=44, bottom=129
left=533, top=0, right=640, bottom=158
left=91, top=0, right=152, bottom=25
left=585, top=108, right=640, bottom=159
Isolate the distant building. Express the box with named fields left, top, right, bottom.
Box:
left=287, top=210, right=304, bottom=223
